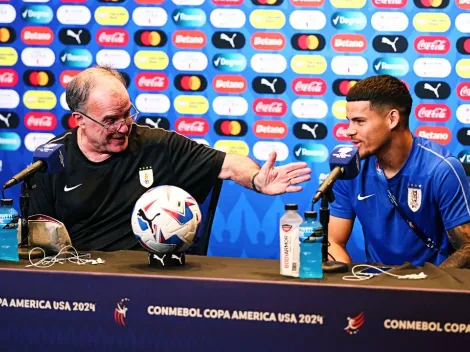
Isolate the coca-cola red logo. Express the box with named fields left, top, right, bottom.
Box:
left=291, top=78, right=326, bottom=96
left=457, top=82, right=470, bottom=100
left=414, top=36, right=450, bottom=54
left=60, top=70, right=80, bottom=87
left=24, top=112, right=57, bottom=131
left=415, top=103, right=451, bottom=122
left=175, top=117, right=209, bottom=136
left=0, top=69, right=18, bottom=87
left=252, top=98, right=287, bottom=117
left=135, top=73, right=169, bottom=91
left=212, top=0, right=243, bottom=4
left=372, top=0, right=407, bottom=8
left=333, top=123, right=350, bottom=141
left=96, top=29, right=129, bottom=47
left=253, top=120, right=288, bottom=139
left=415, top=126, right=451, bottom=145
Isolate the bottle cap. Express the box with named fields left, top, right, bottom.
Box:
left=285, top=204, right=298, bottom=211
left=1, top=199, right=13, bottom=206
left=304, top=211, right=317, bottom=219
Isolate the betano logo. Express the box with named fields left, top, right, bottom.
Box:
left=292, top=77, right=327, bottom=96
left=251, top=32, right=285, bottom=50
left=0, top=69, right=17, bottom=87
left=134, top=30, right=167, bottom=47
left=331, top=12, right=367, bottom=31
left=0, top=47, right=17, bottom=66
left=250, top=10, right=286, bottom=29
left=136, top=73, right=169, bottom=91
left=457, top=0, right=470, bottom=9
left=293, top=143, right=328, bottom=162
left=59, top=70, right=79, bottom=87
left=373, top=57, right=409, bottom=76
left=253, top=120, right=288, bottom=139
left=213, top=140, right=249, bottom=156
left=21, top=26, right=53, bottom=45
left=413, top=12, right=450, bottom=32
left=415, top=126, right=451, bottom=145
left=291, top=55, right=327, bottom=74
left=331, top=34, right=366, bottom=52
left=213, top=53, right=247, bottom=72
left=212, top=75, right=247, bottom=94
left=456, top=59, right=470, bottom=79
left=60, top=49, right=92, bottom=68
left=173, top=30, right=206, bottom=49
left=291, top=34, right=325, bottom=51
left=23, top=90, right=56, bottom=110
left=330, top=0, right=366, bottom=8
left=132, top=7, right=168, bottom=27
left=289, top=10, right=326, bottom=30
left=24, top=70, right=54, bottom=87
left=21, top=5, right=53, bottom=24
left=174, top=95, right=209, bottom=115
left=96, top=28, right=129, bottom=47
left=94, top=6, right=129, bottom=26
left=172, top=8, right=206, bottom=27
left=134, top=51, right=169, bottom=70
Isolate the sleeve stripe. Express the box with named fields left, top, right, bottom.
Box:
left=418, top=144, right=470, bottom=216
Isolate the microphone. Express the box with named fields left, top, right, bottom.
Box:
left=312, top=146, right=361, bottom=204
left=2, top=143, right=67, bottom=190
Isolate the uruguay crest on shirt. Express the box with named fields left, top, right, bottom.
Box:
left=408, top=184, right=422, bottom=213
left=139, top=166, right=154, bottom=188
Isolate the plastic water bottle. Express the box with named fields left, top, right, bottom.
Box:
left=280, top=204, right=303, bottom=277
left=0, top=199, right=19, bottom=262
left=299, top=211, right=323, bottom=279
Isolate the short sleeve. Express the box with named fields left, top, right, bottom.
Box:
left=28, top=172, right=56, bottom=218
left=165, top=132, right=226, bottom=203
left=330, top=179, right=355, bottom=220
left=432, top=157, right=470, bottom=230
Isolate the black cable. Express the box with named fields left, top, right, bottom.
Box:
left=328, top=252, right=337, bottom=262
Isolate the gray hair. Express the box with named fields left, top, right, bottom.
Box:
left=65, top=65, right=127, bottom=113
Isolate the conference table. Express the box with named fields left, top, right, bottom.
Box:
left=0, top=251, right=469, bottom=352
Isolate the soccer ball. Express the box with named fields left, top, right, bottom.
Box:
left=131, top=185, right=202, bottom=254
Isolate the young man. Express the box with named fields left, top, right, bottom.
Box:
left=328, top=75, right=470, bottom=268
left=28, top=66, right=311, bottom=251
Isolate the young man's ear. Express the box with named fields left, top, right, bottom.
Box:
left=388, top=109, right=400, bottom=130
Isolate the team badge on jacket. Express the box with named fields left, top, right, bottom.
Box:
left=408, top=185, right=422, bottom=212
left=139, top=166, right=154, bottom=188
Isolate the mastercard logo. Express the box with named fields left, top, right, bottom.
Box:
left=0, top=27, right=15, bottom=44
left=291, top=33, right=325, bottom=51
left=457, top=37, right=470, bottom=55
left=332, top=79, right=360, bottom=96
left=174, top=74, right=207, bottom=92
left=134, top=30, right=167, bottom=47
left=23, top=70, right=55, bottom=87
left=251, top=0, right=284, bottom=5
left=214, top=119, right=248, bottom=137
left=413, top=0, right=449, bottom=8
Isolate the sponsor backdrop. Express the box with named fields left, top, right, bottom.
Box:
left=0, top=0, right=470, bottom=261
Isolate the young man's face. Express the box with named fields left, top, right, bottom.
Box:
left=345, top=101, right=392, bottom=159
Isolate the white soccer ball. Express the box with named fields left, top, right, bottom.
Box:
left=131, top=185, right=202, bottom=254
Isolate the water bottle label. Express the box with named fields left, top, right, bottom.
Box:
left=280, top=225, right=299, bottom=277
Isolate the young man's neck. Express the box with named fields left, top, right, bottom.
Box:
left=376, top=130, right=414, bottom=179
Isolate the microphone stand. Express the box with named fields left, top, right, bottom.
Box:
left=18, top=179, right=42, bottom=259
left=316, top=188, right=349, bottom=273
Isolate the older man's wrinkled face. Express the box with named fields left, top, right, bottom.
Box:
left=80, top=77, right=134, bottom=154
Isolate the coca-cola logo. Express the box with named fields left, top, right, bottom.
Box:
left=414, top=36, right=450, bottom=54
left=457, top=82, right=470, bottom=100
left=96, top=29, right=129, bottom=47
left=252, top=98, right=287, bottom=117
left=333, top=123, right=350, bottom=141
left=372, top=0, right=407, bottom=8
left=291, top=78, right=327, bottom=96
left=253, top=121, right=288, bottom=139
left=175, top=118, right=209, bottom=136
left=415, top=126, right=451, bottom=145
left=24, top=112, right=57, bottom=131
left=0, top=69, right=18, bottom=87
left=415, top=104, right=451, bottom=122
left=59, top=70, right=80, bottom=87
left=135, top=73, right=169, bottom=91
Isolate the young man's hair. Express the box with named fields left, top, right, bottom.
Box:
left=346, top=75, right=413, bottom=128
left=66, top=65, right=127, bottom=113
